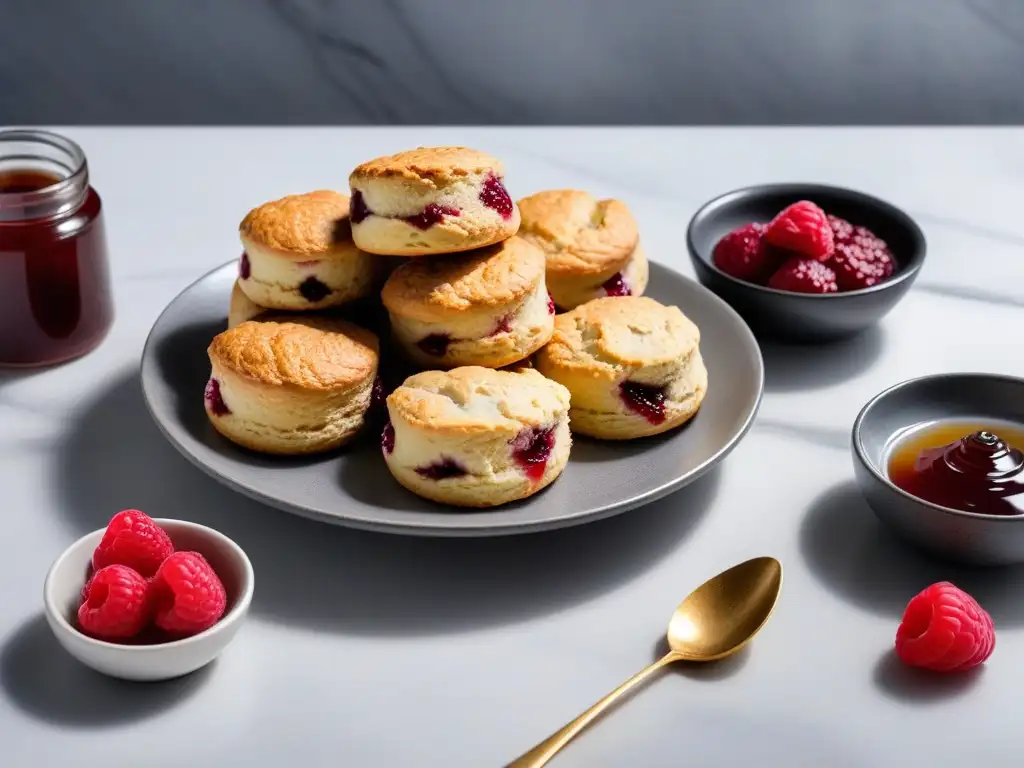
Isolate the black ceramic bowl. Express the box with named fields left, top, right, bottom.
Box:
left=687, top=183, right=926, bottom=343
left=852, top=373, right=1024, bottom=566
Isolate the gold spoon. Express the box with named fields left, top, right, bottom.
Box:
left=507, top=556, right=783, bottom=768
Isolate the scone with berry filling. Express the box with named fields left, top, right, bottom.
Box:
left=381, top=235, right=554, bottom=369
left=517, top=189, right=648, bottom=310
left=237, top=190, right=375, bottom=311
left=205, top=315, right=379, bottom=455
left=348, top=147, right=519, bottom=256
left=381, top=367, right=571, bottom=507
left=536, top=296, right=706, bottom=440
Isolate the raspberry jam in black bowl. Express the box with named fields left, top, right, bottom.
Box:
left=0, top=130, right=113, bottom=367
left=853, top=373, right=1024, bottom=565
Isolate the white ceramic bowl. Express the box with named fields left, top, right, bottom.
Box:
left=43, top=518, right=254, bottom=682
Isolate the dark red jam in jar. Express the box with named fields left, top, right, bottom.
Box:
left=0, top=130, right=113, bottom=367
left=887, top=421, right=1024, bottom=516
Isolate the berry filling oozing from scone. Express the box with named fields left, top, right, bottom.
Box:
left=239, top=252, right=251, bottom=280
left=411, top=283, right=551, bottom=358
left=602, top=272, right=630, bottom=297
left=619, top=381, right=666, bottom=425
left=204, top=378, right=231, bottom=416
left=415, top=457, right=468, bottom=481
left=298, top=276, right=331, bottom=303
left=478, top=175, right=514, bottom=220
left=510, top=425, right=556, bottom=482
left=350, top=191, right=462, bottom=230
left=381, top=420, right=395, bottom=455
left=417, top=333, right=453, bottom=357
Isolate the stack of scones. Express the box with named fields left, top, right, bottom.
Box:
left=203, top=147, right=707, bottom=508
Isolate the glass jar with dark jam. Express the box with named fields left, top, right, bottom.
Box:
left=0, top=129, right=113, bottom=367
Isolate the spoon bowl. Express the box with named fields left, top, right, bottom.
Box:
left=667, top=556, right=784, bottom=660
left=508, top=556, right=783, bottom=767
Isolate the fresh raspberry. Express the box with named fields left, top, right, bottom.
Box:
left=150, top=552, right=228, bottom=636
left=766, top=257, right=838, bottom=294
left=77, top=564, right=151, bottom=640
left=828, top=242, right=896, bottom=291
left=764, top=201, right=834, bottom=261
left=827, top=214, right=854, bottom=244
left=92, top=509, right=174, bottom=578
left=712, top=223, right=778, bottom=283
left=895, top=582, right=996, bottom=672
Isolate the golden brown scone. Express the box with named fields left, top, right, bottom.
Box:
left=228, top=279, right=268, bottom=329
left=348, top=147, right=520, bottom=256
left=535, top=296, right=707, bottom=440
left=380, top=236, right=554, bottom=369
left=517, top=189, right=648, bottom=310
left=204, top=315, right=380, bottom=454
left=382, top=367, right=571, bottom=507
left=237, top=190, right=375, bottom=311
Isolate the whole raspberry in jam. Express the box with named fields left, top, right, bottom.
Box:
left=78, top=564, right=152, bottom=640
left=547, top=292, right=556, bottom=315
left=764, top=201, right=834, bottom=261
left=712, top=223, right=779, bottom=284
left=151, top=551, right=228, bottom=636
left=602, top=272, right=631, bottom=297
left=895, top=582, right=995, bottom=672
left=479, top=175, right=514, bottom=220
left=767, top=257, right=838, bottom=294
left=92, top=509, right=175, bottom=578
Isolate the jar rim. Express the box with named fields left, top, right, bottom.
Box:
left=0, top=129, right=89, bottom=220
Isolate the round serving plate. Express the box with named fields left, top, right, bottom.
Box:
left=140, top=260, right=763, bottom=536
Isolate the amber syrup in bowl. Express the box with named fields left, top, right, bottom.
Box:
left=0, top=130, right=113, bottom=367
left=886, top=420, right=1024, bottom=516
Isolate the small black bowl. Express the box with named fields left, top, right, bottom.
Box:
left=852, top=373, right=1024, bottom=565
left=687, top=183, right=926, bottom=343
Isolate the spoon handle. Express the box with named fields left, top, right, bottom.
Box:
left=506, top=651, right=678, bottom=768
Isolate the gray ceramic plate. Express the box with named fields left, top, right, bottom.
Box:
left=140, top=260, right=763, bottom=536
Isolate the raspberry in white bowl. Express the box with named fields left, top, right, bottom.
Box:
left=44, top=510, right=253, bottom=681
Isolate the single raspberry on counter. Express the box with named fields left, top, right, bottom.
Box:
left=150, top=551, right=228, bottom=636
left=764, top=201, right=834, bottom=261
left=712, top=223, right=779, bottom=283
left=827, top=214, right=854, bottom=244
left=77, top=564, right=152, bottom=640
left=92, top=509, right=175, bottom=578
left=895, top=582, right=996, bottom=672
left=766, top=257, right=838, bottom=294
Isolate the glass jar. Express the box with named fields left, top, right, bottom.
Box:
left=0, top=129, right=113, bottom=367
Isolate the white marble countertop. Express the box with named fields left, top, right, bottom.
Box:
left=3, top=128, right=1024, bottom=768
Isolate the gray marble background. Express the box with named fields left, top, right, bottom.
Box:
left=2, top=0, right=1024, bottom=125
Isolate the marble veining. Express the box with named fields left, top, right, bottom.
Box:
left=2, top=2, right=1024, bottom=124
